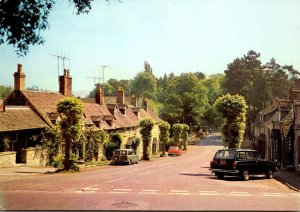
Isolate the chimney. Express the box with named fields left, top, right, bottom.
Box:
left=59, top=69, right=72, bottom=96
left=142, top=97, right=148, bottom=111
left=14, top=64, right=26, bottom=90
left=116, top=87, right=125, bottom=104
left=96, top=84, right=105, bottom=105
left=131, top=94, right=137, bottom=107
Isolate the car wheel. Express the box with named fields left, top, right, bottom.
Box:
left=128, top=160, right=132, bottom=165
left=136, top=160, right=138, bottom=164
left=241, top=170, right=250, bottom=181
left=266, top=170, right=273, bottom=179
left=216, top=173, right=224, bottom=179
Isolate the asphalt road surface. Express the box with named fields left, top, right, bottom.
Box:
left=0, top=133, right=299, bottom=210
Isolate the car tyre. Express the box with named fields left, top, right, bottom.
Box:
left=128, top=160, right=132, bottom=165
left=241, top=170, right=250, bottom=181
left=216, top=173, right=224, bottom=179
left=266, top=170, right=273, bottom=179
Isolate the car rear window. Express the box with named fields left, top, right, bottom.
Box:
left=114, top=150, right=127, bottom=156
left=215, top=150, right=235, bottom=159
left=169, top=146, right=178, bottom=150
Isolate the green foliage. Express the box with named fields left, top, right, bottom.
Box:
left=158, top=121, right=170, bottom=155
left=40, top=127, right=61, bottom=165
left=104, top=133, right=122, bottom=160
left=57, top=97, right=84, bottom=171
left=131, top=71, right=157, bottom=100
left=181, top=124, right=189, bottom=150
left=140, top=118, right=154, bottom=160
left=0, top=86, right=13, bottom=98
left=214, top=93, right=247, bottom=148
left=0, top=0, right=96, bottom=56
left=85, top=130, right=107, bottom=161
left=52, top=154, right=64, bottom=169
left=172, top=123, right=183, bottom=147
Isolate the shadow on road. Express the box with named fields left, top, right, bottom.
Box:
left=179, top=173, right=213, bottom=177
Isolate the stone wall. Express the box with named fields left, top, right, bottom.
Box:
left=0, top=152, right=16, bottom=167
left=25, top=148, right=49, bottom=167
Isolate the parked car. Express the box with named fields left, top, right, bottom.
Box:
left=188, top=140, right=198, bottom=145
left=209, top=148, right=279, bottom=181
left=168, top=146, right=182, bottom=156
left=111, top=149, right=139, bottom=165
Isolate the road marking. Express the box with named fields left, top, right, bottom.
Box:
left=104, top=177, right=126, bottom=183
left=263, top=193, right=285, bottom=197
left=170, top=190, right=188, bottom=193
left=109, top=191, right=128, bottom=194
left=138, top=170, right=157, bottom=175
left=138, top=192, right=157, bottom=195
left=169, top=192, right=189, bottom=195
left=83, top=187, right=99, bottom=191
left=113, top=189, right=132, bottom=191
left=198, top=191, right=220, bottom=196
left=160, top=166, right=173, bottom=170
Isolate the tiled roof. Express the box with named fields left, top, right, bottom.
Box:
left=0, top=106, right=47, bottom=132
left=21, top=90, right=64, bottom=125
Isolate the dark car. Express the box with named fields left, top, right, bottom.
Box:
left=209, top=148, right=279, bottom=181
left=111, top=149, right=139, bottom=165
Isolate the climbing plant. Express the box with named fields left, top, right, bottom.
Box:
left=104, top=133, right=122, bottom=160
left=158, top=121, right=170, bottom=156
left=181, top=124, right=189, bottom=150
left=214, top=93, right=247, bottom=148
left=140, top=118, right=154, bottom=160
left=172, top=123, right=183, bottom=147
left=57, top=97, right=84, bottom=171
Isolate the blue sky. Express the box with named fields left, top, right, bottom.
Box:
left=1, top=0, right=300, bottom=97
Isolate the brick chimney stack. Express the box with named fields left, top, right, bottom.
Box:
left=116, top=87, right=125, bottom=104
left=142, top=97, right=148, bottom=111
left=96, top=84, right=105, bottom=105
left=131, top=94, right=137, bottom=107
left=59, top=69, right=72, bottom=96
left=14, top=64, right=26, bottom=90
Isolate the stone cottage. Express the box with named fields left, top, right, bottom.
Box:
left=0, top=64, right=162, bottom=167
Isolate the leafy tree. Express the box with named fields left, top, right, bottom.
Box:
left=104, top=133, right=122, bottom=160
left=144, top=60, right=153, bottom=74
left=172, top=123, right=183, bottom=147
left=158, top=121, right=170, bottom=156
left=0, top=86, right=13, bottom=98
left=181, top=124, right=189, bottom=150
left=160, top=93, right=183, bottom=126
left=57, top=97, right=84, bottom=171
left=140, top=118, right=154, bottom=160
left=0, top=0, right=98, bottom=56
left=214, top=93, right=247, bottom=148
left=131, top=71, right=157, bottom=100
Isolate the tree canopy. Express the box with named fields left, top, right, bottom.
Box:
left=0, top=0, right=95, bottom=56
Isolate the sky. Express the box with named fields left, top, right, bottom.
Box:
left=1, top=0, right=300, bottom=97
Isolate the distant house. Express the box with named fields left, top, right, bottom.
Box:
left=0, top=64, right=162, bottom=167
left=254, top=79, right=300, bottom=171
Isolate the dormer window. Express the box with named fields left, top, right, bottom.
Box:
left=48, top=112, right=59, bottom=124
left=91, top=115, right=102, bottom=127
left=104, top=115, right=114, bottom=126
left=132, top=108, right=140, bottom=118
left=119, top=104, right=127, bottom=116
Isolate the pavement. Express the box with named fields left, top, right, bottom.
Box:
left=0, top=164, right=299, bottom=192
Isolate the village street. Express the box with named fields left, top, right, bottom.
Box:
left=0, top=134, right=299, bottom=211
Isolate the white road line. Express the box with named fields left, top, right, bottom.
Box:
left=230, top=191, right=249, bottom=194
left=84, top=187, right=99, bottom=191
left=113, top=189, right=132, bottom=191
left=263, top=193, right=285, bottom=197
left=104, top=177, right=126, bottom=183
left=169, top=192, right=189, bottom=195
left=138, top=192, right=157, bottom=195
left=160, top=166, right=173, bottom=170
left=138, top=170, right=157, bottom=175
left=170, top=190, right=188, bottom=193
left=109, top=191, right=128, bottom=194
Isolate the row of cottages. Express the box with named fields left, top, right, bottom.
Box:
left=0, top=64, right=161, bottom=167
left=254, top=79, right=300, bottom=171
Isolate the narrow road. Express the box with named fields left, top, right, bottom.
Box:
left=0, top=133, right=299, bottom=210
